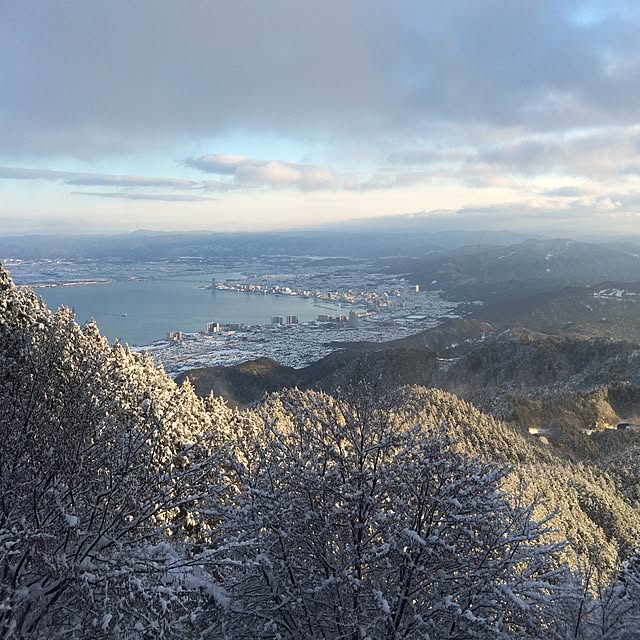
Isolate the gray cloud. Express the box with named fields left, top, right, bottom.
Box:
left=0, top=165, right=239, bottom=204
left=0, top=167, right=228, bottom=191
left=65, top=176, right=196, bottom=189
left=335, top=199, right=639, bottom=237
left=385, top=149, right=445, bottom=166
left=2, top=1, right=640, bottom=156
left=418, top=196, right=640, bottom=234
left=201, top=180, right=243, bottom=193
left=73, top=192, right=214, bottom=202
left=476, top=128, right=640, bottom=177
left=344, top=170, right=440, bottom=191
left=0, top=167, right=75, bottom=181
left=0, top=166, right=206, bottom=189
left=382, top=125, right=640, bottom=187
left=543, top=186, right=594, bottom=198
left=0, top=166, right=248, bottom=199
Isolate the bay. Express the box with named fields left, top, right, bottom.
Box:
left=35, top=275, right=342, bottom=346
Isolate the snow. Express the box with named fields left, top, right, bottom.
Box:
left=64, top=514, right=79, bottom=527
left=373, top=589, right=391, bottom=615
left=594, top=288, right=640, bottom=300
left=402, top=528, right=426, bottom=546
left=100, top=613, right=112, bottom=630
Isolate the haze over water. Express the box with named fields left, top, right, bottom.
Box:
left=36, top=276, right=342, bottom=346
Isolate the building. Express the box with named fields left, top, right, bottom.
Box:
left=286, top=315, right=299, bottom=325
left=211, top=277, right=216, bottom=289
left=317, top=314, right=332, bottom=322
left=206, top=321, right=220, bottom=334
left=415, top=284, right=421, bottom=293
left=167, top=331, right=183, bottom=341
left=271, top=316, right=284, bottom=325
left=348, top=310, right=358, bottom=327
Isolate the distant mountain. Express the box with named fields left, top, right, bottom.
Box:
left=319, top=214, right=542, bottom=244
left=374, top=239, right=640, bottom=340
left=0, top=228, right=549, bottom=260
left=382, top=239, right=639, bottom=293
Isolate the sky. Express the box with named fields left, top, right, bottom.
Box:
left=2, top=0, right=640, bottom=235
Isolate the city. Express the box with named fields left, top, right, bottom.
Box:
left=5, top=255, right=460, bottom=374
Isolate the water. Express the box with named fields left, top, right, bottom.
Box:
left=35, top=276, right=343, bottom=346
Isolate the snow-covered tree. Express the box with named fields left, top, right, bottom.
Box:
left=0, top=266, right=229, bottom=638
left=221, top=387, right=567, bottom=639
left=555, top=551, right=640, bottom=640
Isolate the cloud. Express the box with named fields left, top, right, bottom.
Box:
left=0, top=165, right=238, bottom=203
left=543, top=186, right=593, bottom=198
left=475, top=127, right=640, bottom=178
left=185, top=155, right=252, bottom=175
left=411, top=197, right=638, bottom=234
left=344, top=171, right=439, bottom=191
left=385, top=149, right=444, bottom=165
left=3, top=1, right=640, bottom=156
left=0, top=167, right=75, bottom=181
left=381, top=125, right=640, bottom=188
left=1, top=158, right=337, bottom=195
left=187, top=154, right=337, bottom=190
left=201, top=179, right=243, bottom=192
left=0, top=166, right=205, bottom=189
left=73, top=191, right=214, bottom=202
left=235, top=162, right=336, bottom=190
left=4, top=1, right=640, bottom=234
left=65, top=175, right=195, bottom=189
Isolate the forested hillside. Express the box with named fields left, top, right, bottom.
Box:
left=180, top=323, right=640, bottom=459
left=2, top=264, right=640, bottom=639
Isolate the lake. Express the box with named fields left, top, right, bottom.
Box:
left=35, top=275, right=343, bottom=346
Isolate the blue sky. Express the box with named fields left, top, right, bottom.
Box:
left=2, top=0, right=640, bottom=235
